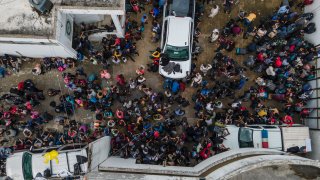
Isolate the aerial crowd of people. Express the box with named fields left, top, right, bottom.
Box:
left=0, top=0, right=318, bottom=174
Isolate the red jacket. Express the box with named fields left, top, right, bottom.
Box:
left=274, top=57, right=282, bottom=68
left=257, top=52, right=265, bottom=62
left=179, top=82, right=186, bottom=91
left=116, top=75, right=126, bottom=86
left=304, top=0, right=313, bottom=5
left=283, top=115, right=293, bottom=126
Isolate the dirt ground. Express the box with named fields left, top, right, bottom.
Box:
left=0, top=0, right=287, bottom=144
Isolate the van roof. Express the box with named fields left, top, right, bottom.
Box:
left=166, top=16, right=192, bottom=47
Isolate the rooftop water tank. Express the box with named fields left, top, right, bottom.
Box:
left=29, top=0, right=53, bottom=14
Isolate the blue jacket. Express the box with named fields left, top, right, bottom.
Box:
left=171, top=81, right=180, bottom=93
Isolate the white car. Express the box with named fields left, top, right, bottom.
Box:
left=159, top=16, right=193, bottom=79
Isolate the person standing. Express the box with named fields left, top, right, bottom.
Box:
left=141, top=14, right=148, bottom=25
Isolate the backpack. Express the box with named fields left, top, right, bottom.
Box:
left=173, top=64, right=182, bottom=73
left=247, top=43, right=257, bottom=52
left=74, top=163, right=81, bottom=175
left=43, top=168, right=51, bottom=178
left=304, top=23, right=316, bottom=34
left=236, top=48, right=247, bottom=55
left=150, top=64, right=159, bottom=72
left=10, top=88, right=22, bottom=96
left=301, top=12, right=313, bottom=21
left=160, top=55, right=170, bottom=66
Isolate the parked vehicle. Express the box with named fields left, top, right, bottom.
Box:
left=159, top=0, right=195, bottom=79
left=5, top=136, right=111, bottom=179
left=163, top=0, right=195, bottom=18
left=223, top=125, right=311, bottom=152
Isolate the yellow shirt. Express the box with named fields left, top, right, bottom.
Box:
left=152, top=51, right=161, bottom=58
left=246, top=13, right=257, bottom=22
left=114, top=51, right=121, bottom=58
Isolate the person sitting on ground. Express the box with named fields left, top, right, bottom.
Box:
left=244, top=12, right=256, bottom=26
left=100, top=69, right=111, bottom=80
left=208, top=5, right=219, bottom=18
left=136, top=65, right=145, bottom=75
left=200, top=64, right=212, bottom=76
left=191, top=73, right=203, bottom=87
left=116, top=74, right=126, bottom=86
left=32, top=64, right=42, bottom=76
left=150, top=48, right=161, bottom=59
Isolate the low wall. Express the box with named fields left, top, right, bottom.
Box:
left=99, top=148, right=285, bottom=176
left=206, top=155, right=320, bottom=180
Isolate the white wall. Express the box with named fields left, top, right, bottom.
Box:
left=304, top=1, right=320, bottom=45
left=56, top=12, right=73, bottom=49
left=304, top=2, right=320, bottom=160
left=60, top=9, right=125, bottom=15
left=73, top=14, right=105, bottom=24
left=0, top=40, right=76, bottom=58
left=308, top=130, right=320, bottom=160
left=0, top=11, right=77, bottom=59
left=0, top=37, right=52, bottom=43
left=304, top=2, right=320, bottom=129
left=89, top=136, right=111, bottom=171
left=61, top=9, right=125, bottom=38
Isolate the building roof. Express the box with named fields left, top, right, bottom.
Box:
left=0, top=0, right=53, bottom=38
left=0, top=0, right=124, bottom=38
left=58, top=0, right=123, bottom=8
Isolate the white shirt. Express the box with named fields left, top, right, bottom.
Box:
left=200, top=64, right=212, bottom=74
left=165, top=91, right=172, bottom=97
left=266, top=66, right=276, bottom=76
left=206, top=103, right=214, bottom=111
left=209, top=6, right=219, bottom=18
left=231, top=101, right=242, bottom=108
left=205, top=118, right=213, bottom=126
left=193, top=74, right=203, bottom=84
left=210, top=29, right=219, bottom=42
left=129, top=81, right=136, bottom=89
left=137, top=77, right=146, bottom=83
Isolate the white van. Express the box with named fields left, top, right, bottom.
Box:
left=223, top=125, right=311, bottom=152
left=159, top=0, right=195, bottom=79
left=159, top=16, right=193, bottom=79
